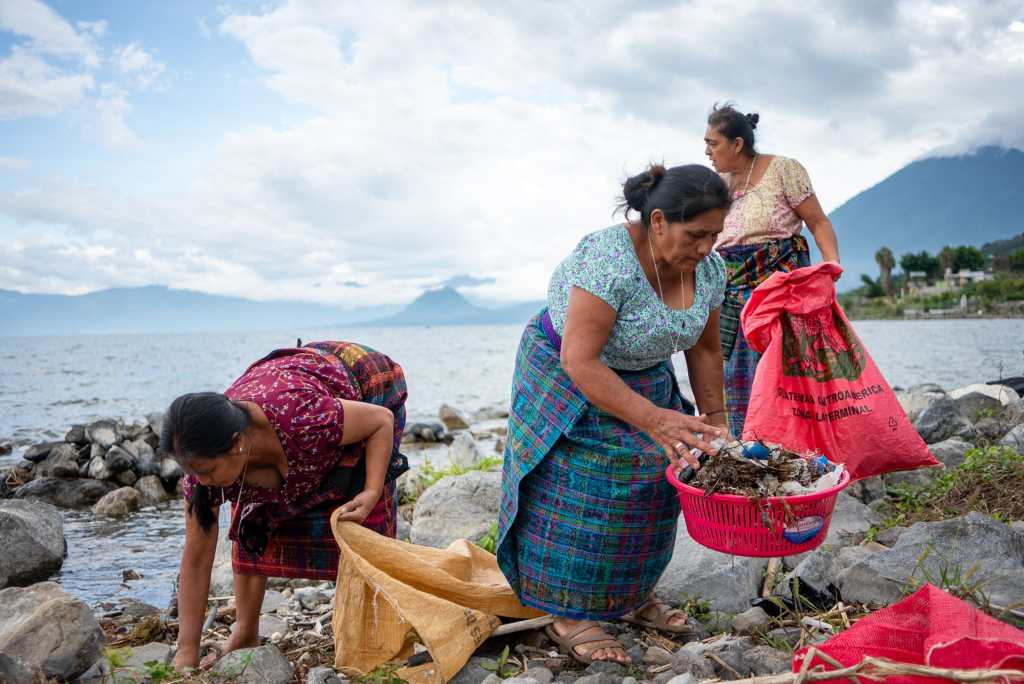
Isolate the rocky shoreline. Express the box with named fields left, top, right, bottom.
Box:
left=2, top=386, right=1023, bottom=683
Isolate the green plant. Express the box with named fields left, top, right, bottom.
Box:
left=480, top=645, right=522, bottom=679
left=104, top=646, right=132, bottom=669
left=475, top=522, right=499, bottom=554
left=402, top=454, right=504, bottom=504
left=356, top=662, right=408, bottom=684
left=143, top=660, right=176, bottom=683
left=903, top=545, right=993, bottom=611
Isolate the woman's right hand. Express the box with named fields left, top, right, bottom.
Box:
left=644, top=408, right=725, bottom=470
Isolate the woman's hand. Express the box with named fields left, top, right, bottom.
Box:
left=336, top=489, right=382, bottom=523
left=644, top=408, right=725, bottom=470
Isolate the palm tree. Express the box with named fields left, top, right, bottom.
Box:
left=875, top=247, right=895, bottom=297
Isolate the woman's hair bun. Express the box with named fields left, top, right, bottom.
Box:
left=745, top=112, right=760, bottom=129
left=621, top=163, right=667, bottom=213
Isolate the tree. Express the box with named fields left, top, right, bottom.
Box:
left=1009, top=249, right=1024, bottom=273
left=860, top=274, right=884, bottom=298
left=875, top=247, right=895, bottom=297
left=899, top=251, right=940, bottom=280
left=938, top=245, right=986, bottom=273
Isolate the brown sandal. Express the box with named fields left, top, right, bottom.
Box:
left=544, top=621, right=631, bottom=665
left=621, top=597, right=695, bottom=635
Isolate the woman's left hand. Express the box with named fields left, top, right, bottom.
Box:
left=336, top=489, right=382, bottom=523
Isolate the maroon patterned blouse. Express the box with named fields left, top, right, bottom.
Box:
left=182, top=343, right=407, bottom=546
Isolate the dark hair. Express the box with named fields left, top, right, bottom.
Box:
left=707, top=102, right=759, bottom=157
left=618, top=163, right=731, bottom=228
left=159, top=392, right=251, bottom=531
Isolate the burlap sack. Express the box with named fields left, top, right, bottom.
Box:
left=331, top=515, right=543, bottom=683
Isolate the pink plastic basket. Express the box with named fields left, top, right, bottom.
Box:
left=665, top=464, right=851, bottom=557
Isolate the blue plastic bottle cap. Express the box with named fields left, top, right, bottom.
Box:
left=742, top=442, right=771, bottom=460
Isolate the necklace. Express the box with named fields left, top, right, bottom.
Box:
left=734, top=153, right=759, bottom=198
left=647, top=230, right=688, bottom=354
left=234, top=443, right=250, bottom=506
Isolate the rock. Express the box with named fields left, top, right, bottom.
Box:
left=159, top=457, right=184, bottom=487
left=897, top=385, right=946, bottom=423
left=123, top=641, right=173, bottom=669
left=929, top=437, right=973, bottom=469
left=92, top=487, right=140, bottom=517
left=644, top=646, right=675, bottom=666
left=13, top=477, right=116, bottom=508
left=0, top=441, right=11, bottom=456
left=259, top=614, right=289, bottom=639
left=439, top=404, right=471, bottom=431
left=883, top=467, right=938, bottom=490
left=131, top=439, right=160, bottom=477
left=293, top=586, right=329, bottom=610
left=575, top=673, right=622, bottom=684
left=765, top=627, right=802, bottom=649
left=914, top=396, right=975, bottom=444
left=1003, top=399, right=1024, bottom=428
left=657, top=520, right=768, bottom=614
left=210, top=644, right=293, bottom=683
left=666, top=675, right=696, bottom=684
left=999, top=425, right=1024, bottom=451
left=745, top=646, right=792, bottom=675
left=117, top=598, right=161, bottom=620
left=874, top=526, right=907, bottom=546
left=816, top=491, right=872, bottom=549
left=65, top=425, right=88, bottom=445
left=115, top=469, right=138, bottom=486
left=404, top=422, right=448, bottom=443
left=145, top=412, right=164, bottom=437
left=88, top=454, right=113, bottom=480
left=261, top=589, right=288, bottom=613
left=473, top=404, right=510, bottom=421
left=524, top=667, right=554, bottom=684
left=307, top=665, right=345, bottom=684
left=89, top=441, right=108, bottom=460
left=85, top=420, right=119, bottom=449
left=104, top=444, right=136, bottom=473
left=731, top=607, right=771, bottom=635
left=451, top=656, right=497, bottom=684
left=411, top=470, right=501, bottom=548
left=0, top=582, right=105, bottom=680
left=0, top=653, right=34, bottom=684
left=504, top=678, right=541, bottom=684
left=950, top=383, right=1019, bottom=406
left=952, top=391, right=1004, bottom=422
left=0, top=500, right=66, bottom=588
left=134, top=475, right=169, bottom=506
left=847, top=475, right=885, bottom=503
left=683, top=636, right=758, bottom=678
left=449, top=432, right=482, bottom=468
left=23, top=441, right=63, bottom=464
left=838, top=512, right=1024, bottom=608
left=778, top=543, right=884, bottom=605
left=34, top=443, right=82, bottom=478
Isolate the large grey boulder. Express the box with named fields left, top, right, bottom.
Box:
left=914, top=396, right=974, bottom=444
left=134, top=475, right=169, bottom=506
left=838, top=512, right=1024, bottom=608
left=952, top=391, right=1003, bottom=421
left=210, top=644, right=293, bottom=684
left=779, top=543, right=884, bottom=603
left=928, top=437, right=973, bottom=469
left=85, top=420, right=119, bottom=449
left=92, top=487, right=140, bottom=517
left=104, top=444, right=136, bottom=474
left=896, top=385, right=946, bottom=423
left=0, top=653, right=33, bottom=684
left=411, top=470, right=501, bottom=548
left=34, top=443, right=83, bottom=478
left=0, top=582, right=105, bottom=680
left=449, top=432, right=482, bottom=468
left=13, top=477, right=116, bottom=508
left=439, top=404, right=471, bottom=431
left=656, top=519, right=768, bottom=614
left=23, top=441, right=64, bottom=464
left=0, top=500, right=66, bottom=588
left=999, top=425, right=1024, bottom=452
left=949, top=383, right=1019, bottom=406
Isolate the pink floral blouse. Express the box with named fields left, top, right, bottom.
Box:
left=715, top=156, right=815, bottom=249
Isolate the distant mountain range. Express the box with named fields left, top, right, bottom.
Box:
left=823, top=146, right=1024, bottom=289
left=0, top=285, right=542, bottom=336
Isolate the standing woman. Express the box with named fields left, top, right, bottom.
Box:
left=162, top=341, right=408, bottom=670
left=704, top=104, right=841, bottom=437
left=497, top=164, right=730, bottom=665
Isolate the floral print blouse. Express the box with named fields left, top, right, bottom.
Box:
left=715, top=156, right=815, bottom=249
left=547, top=224, right=726, bottom=371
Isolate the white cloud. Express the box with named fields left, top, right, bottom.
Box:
left=0, top=45, right=93, bottom=118
left=0, top=0, right=100, bottom=66
left=114, top=42, right=165, bottom=89
left=1, top=0, right=1023, bottom=305
left=0, top=157, right=28, bottom=171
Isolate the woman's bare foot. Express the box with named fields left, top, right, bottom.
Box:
left=199, top=626, right=260, bottom=668
left=548, top=618, right=631, bottom=664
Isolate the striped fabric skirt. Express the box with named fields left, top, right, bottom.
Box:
left=232, top=484, right=397, bottom=579
left=718, top=235, right=810, bottom=438
left=497, top=314, right=688, bottom=619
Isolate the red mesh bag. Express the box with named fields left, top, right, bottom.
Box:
left=794, top=584, right=1024, bottom=683
left=740, top=262, right=938, bottom=480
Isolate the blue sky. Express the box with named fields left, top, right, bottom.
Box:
left=2, top=0, right=1023, bottom=306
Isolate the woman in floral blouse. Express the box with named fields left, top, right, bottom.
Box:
left=162, top=341, right=408, bottom=670
left=703, top=103, right=841, bottom=437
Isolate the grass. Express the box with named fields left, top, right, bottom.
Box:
left=877, top=446, right=1024, bottom=528
left=476, top=521, right=499, bottom=553
left=399, top=454, right=503, bottom=505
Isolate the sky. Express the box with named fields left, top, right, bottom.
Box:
left=2, top=0, right=1023, bottom=308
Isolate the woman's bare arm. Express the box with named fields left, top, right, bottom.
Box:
left=683, top=309, right=728, bottom=430
left=335, top=399, right=394, bottom=522
left=795, top=194, right=840, bottom=264
left=172, top=504, right=219, bottom=669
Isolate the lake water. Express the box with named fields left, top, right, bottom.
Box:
left=1, top=319, right=1023, bottom=607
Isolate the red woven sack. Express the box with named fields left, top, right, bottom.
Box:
left=740, top=262, right=938, bottom=481
left=794, top=584, right=1024, bottom=683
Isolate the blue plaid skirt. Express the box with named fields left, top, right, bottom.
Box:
left=496, top=313, right=690, bottom=619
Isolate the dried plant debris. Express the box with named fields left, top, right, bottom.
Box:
left=692, top=441, right=843, bottom=498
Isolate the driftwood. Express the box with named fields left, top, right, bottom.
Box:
left=708, top=647, right=1024, bottom=684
